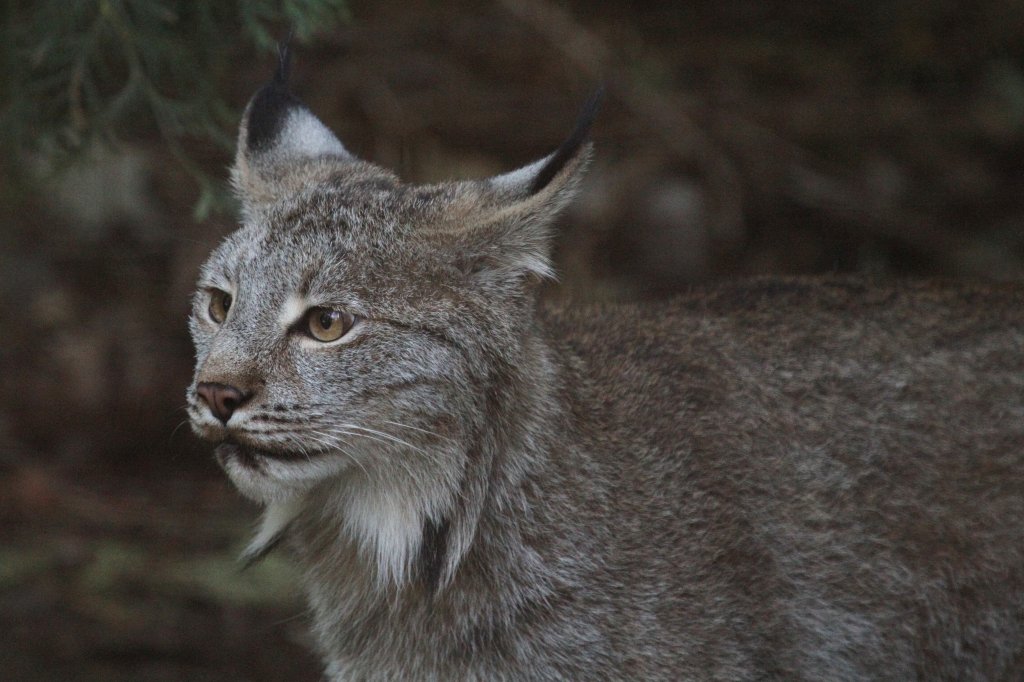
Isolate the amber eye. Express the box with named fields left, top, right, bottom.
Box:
left=306, top=307, right=355, bottom=342
left=208, top=289, right=232, bottom=324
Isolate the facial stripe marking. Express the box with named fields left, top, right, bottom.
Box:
left=278, top=293, right=308, bottom=329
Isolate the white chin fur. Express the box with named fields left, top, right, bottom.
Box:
left=222, top=441, right=464, bottom=590
left=218, top=446, right=353, bottom=503
left=329, top=453, right=461, bottom=589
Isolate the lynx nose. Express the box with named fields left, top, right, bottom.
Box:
left=196, top=382, right=251, bottom=424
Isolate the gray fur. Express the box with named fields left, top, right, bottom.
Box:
left=189, top=73, right=1024, bottom=680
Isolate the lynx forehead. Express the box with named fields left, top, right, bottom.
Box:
left=189, top=45, right=1024, bottom=681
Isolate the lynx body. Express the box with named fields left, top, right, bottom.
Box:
left=189, top=53, right=1024, bottom=680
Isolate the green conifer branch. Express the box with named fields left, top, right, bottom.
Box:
left=0, top=0, right=349, bottom=214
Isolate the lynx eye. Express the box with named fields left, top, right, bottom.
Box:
left=306, top=307, right=355, bottom=342
left=208, top=289, right=232, bottom=324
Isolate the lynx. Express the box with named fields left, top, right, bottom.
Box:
left=188, top=48, right=1024, bottom=680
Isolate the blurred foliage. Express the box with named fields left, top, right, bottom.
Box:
left=0, top=0, right=350, bottom=217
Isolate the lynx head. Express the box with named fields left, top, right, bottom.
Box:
left=187, top=46, right=597, bottom=585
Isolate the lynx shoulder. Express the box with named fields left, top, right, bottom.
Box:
left=188, top=49, right=1024, bottom=680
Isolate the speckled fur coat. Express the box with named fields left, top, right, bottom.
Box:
left=188, top=49, right=1024, bottom=680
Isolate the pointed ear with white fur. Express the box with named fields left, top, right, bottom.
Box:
left=231, top=43, right=353, bottom=206
left=452, top=88, right=603, bottom=284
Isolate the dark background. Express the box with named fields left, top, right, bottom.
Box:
left=1, top=1, right=1023, bottom=679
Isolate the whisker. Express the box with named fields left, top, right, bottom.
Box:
left=331, top=426, right=408, bottom=451
left=380, top=419, right=455, bottom=443
left=168, top=418, right=192, bottom=442
left=307, top=429, right=370, bottom=477
left=339, top=424, right=429, bottom=455
left=325, top=427, right=439, bottom=499
left=344, top=428, right=449, bottom=470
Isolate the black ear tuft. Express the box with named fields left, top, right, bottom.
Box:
left=246, top=37, right=302, bottom=152
left=273, top=32, right=293, bottom=85
left=528, top=85, right=604, bottom=195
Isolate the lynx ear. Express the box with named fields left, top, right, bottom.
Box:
left=232, top=43, right=352, bottom=204
left=457, top=88, right=602, bottom=282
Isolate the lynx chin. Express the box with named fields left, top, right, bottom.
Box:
left=189, top=47, right=1024, bottom=680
